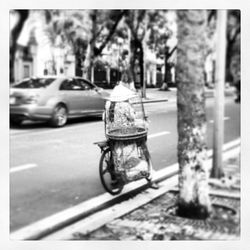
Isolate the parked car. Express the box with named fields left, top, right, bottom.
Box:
left=10, top=76, right=110, bottom=127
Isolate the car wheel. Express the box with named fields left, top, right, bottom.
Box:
left=50, top=104, right=68, bottom=127
left=10, top=117, right=23, bottom=127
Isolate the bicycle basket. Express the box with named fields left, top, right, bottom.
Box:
left=110, top=139, right=151, bottom=183
left=105, top=93, right=148, bottom=140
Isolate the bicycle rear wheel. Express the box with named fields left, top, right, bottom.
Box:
left=99, top=148, right=124, bottom=195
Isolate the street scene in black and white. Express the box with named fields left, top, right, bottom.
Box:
left=9, top=9, right=240, bottom=240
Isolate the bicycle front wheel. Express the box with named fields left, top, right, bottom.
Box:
left=99, top=148, right=124, bottom=195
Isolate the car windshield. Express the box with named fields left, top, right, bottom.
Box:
left=13, top=78, right=56, bottom=89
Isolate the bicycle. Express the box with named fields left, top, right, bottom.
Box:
left=94, top=139, right=124, bottom=195
left=95, top=85, right=152, bottom=195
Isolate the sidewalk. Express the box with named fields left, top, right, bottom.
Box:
left=69, top=152, right=240, bottom=240
left=105, top=86, right=235, bottom=104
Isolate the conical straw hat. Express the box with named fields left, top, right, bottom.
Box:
left=109, top=84, right=136, bottom=102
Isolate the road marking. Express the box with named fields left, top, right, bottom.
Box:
left=10, top=120, right=103, bottom=137
left=148, top=131, right=170, bottom=139
left=10, top=163, right=37, bottom=173
left=209, top=117, right=230, bottom=123
left=10, top=138, right=240, bottom=240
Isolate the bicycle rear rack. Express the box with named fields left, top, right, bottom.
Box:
left=94, top=140, right=109, bottom=152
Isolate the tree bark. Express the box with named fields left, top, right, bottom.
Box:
left=89, top=11, right=97, bottom=82
left=10, top=10, right=29, bottom=83
left=129, top=39, right=137, bottom=83
left=160, top=46, right=176, bottom=91
left=226, top=26, right=240, bottom=83
left=176, top=10, right=212, bottom=219
left=138, top=42, right=146, bottom=97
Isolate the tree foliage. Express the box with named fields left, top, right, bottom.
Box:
left=146, top=10, right=176, bottom=89
left=80, top=10, right=126, bottom=79
left=41, top=10, right=126, bottom=78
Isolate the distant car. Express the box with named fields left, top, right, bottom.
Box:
left=10, top=76, right=110, bottom=127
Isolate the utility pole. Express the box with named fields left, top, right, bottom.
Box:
left=211, top=10, right=227, bottom=178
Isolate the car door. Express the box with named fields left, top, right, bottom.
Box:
left=76, top=79, right=105, bottom=114
left=59, top=79, right=84, bottom=115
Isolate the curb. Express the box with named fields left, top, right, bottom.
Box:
left=10, top=139, right=240, bottom=240
left=44, top=175, right=179, bottom=240
left=10, top=165, right=178, bottom=240
left=43, top=141, right=240, bottom=240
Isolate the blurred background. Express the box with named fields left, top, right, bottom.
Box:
left=9, top=10, right=240, bottom=92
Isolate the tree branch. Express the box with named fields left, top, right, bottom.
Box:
left=135, top=10, right=146, bottom=35
left=229, top=26, right=240, bottom=44
left=11, top=10, right=29, bottom=47
left=166, top=45, right=177, bottom=60
left=208, top=10, right=216, bottom=23
left=95, top=10, right=126, bottom=56
left=90, top=25, right=104, bottom=44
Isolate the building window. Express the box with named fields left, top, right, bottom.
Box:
left=23, top=65, right=30, bottom=78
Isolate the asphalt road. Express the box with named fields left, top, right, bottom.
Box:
left=10, top=96, right=240, bottom=231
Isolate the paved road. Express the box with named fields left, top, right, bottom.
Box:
left=10, top=96, right=240, bottom=231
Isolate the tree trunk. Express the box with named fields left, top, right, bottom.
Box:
left=82, top=41, right=95, bottom=81
left=106, top=66, right=110, bottom=86
left=119, top=37, right=136, bottom=89
left=129, top=39, right=137, bottom=83
left=91, top=65, right=95, bottom=84
left=89, top=11, right=97, bottom=83
left=176, top=10, right=212, bottom=219
left=163, top=47, right=170, bottom=89
left=75, top=55, right=83, bottom=77
left=138, top=41, right=146, bottom=98
left=161, top=46, right=177, bottom=91
left=10, top=10, right=29, bottom=83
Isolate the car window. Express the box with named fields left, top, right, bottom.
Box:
left=13, top=78, right=55, bottom=89
left=76, top=79, right=94, bottom=90
left=60, top=79, right=72, bottom=90
left=59, top=79, right=79, bottom=90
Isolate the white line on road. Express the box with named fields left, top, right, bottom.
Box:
left=10, top=131, right=170, bottom=173
left=10, top=164, right=38, bottom=174
left=148, top=131, right=170, bottom=139
left=10, top=138, right=240, bottom=240
left=209, top=117, right=230, bottom=123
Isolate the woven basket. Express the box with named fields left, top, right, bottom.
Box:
left=106, top=126, right=147, bottom=141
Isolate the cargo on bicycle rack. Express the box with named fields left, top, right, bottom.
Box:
left=96, top=84, right=153, bottom=195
